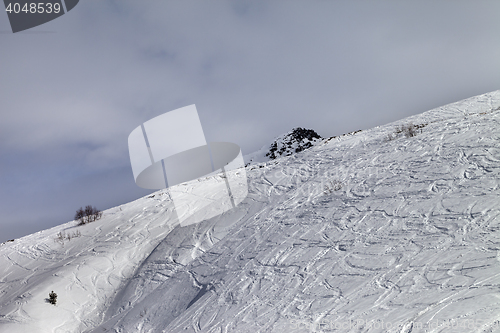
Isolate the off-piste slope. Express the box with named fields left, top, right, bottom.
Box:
left=1, top=91, right=500, bottom=333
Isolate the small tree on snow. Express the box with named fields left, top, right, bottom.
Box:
left=48, top=291, right=57, bottom=305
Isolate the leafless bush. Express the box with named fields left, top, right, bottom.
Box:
left=55, top=232, right=64, bottom=242
left=55, top=230, right=81, bottom=244
left=385, top=133, right=395, bottom=142
left=75, top=205, right=102, bottom=225
left=395, top=123, right=417, bottom=138
left=393, top=122, right=426, bottom=139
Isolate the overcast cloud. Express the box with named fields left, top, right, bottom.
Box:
left=1, top=0, right=499, bottom=242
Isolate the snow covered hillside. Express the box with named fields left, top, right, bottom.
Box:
left=2, top=91, right=500, bottom=333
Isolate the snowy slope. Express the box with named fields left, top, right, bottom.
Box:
left=2, top=91, right=500, bottom=333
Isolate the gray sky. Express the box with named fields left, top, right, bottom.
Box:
left=1, top=0, right=499, bottom=242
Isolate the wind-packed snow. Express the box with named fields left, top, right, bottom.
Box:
left=1, top=91, right=500, bottom=333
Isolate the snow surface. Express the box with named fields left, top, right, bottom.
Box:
left=2, top=91, right=500, bottom=333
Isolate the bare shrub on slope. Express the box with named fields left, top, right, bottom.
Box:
left=75, top=205, right=102, bottom=225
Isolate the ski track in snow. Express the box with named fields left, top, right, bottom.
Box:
left=1, top=91, right=500, bottom=333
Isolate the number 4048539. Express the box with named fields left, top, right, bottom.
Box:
left=5, top=2, right=61, bottom=14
